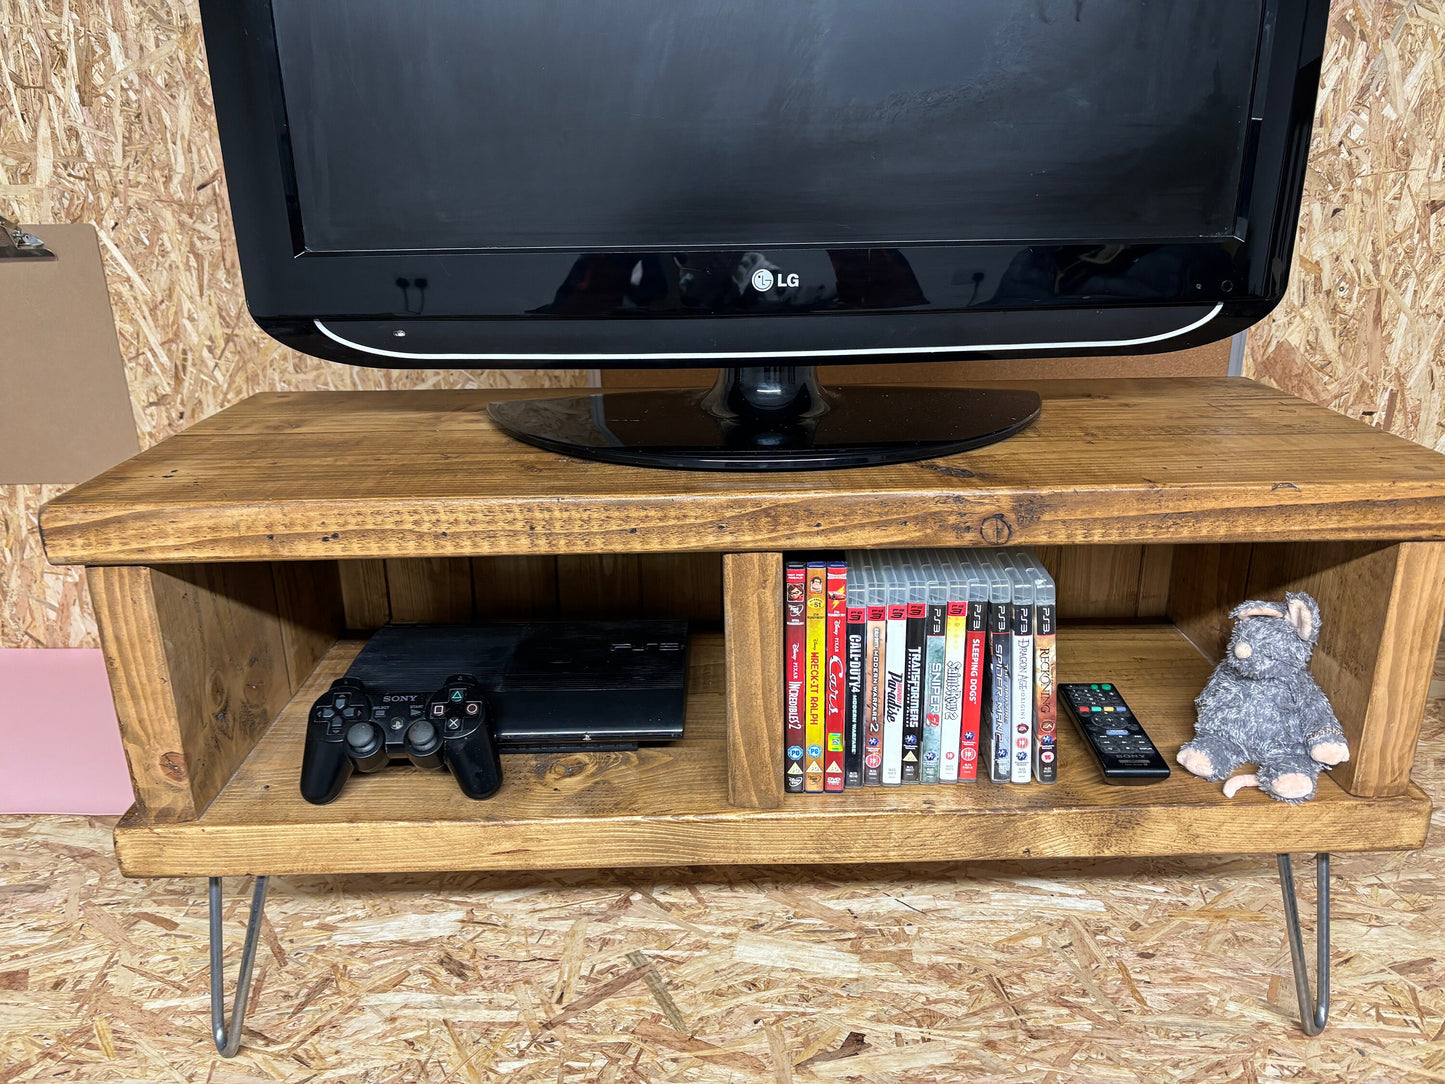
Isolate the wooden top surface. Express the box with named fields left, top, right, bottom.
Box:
left=112, top=627, right=1431, bottom=876
left=42, top=378, right=1445, bottom=564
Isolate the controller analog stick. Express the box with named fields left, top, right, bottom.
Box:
left=346, top=722, right=380, bottom=755
left=408, top=719, right=439, bottom=753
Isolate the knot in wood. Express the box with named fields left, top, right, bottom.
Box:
left=980, top=514, right=1013, bottom=544
left=159, top=752, right=188, bottom=783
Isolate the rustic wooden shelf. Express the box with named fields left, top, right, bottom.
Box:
left=41, top=378, right=1445, bottom=566
left=38, top=377, right=1445, bottom=881
left=110, top=627, right=1430, bottom=877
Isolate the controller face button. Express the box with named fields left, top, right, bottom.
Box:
left=431, top=704, right=445, bottom=717
left=465, top=702, right=481, bottom=716
left=447, top=720, right=460, bottom=732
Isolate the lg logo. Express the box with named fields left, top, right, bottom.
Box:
left=751, top=267, right=800, bottom=291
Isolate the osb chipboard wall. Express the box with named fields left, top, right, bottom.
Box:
left=1244, top=0, right=1445, bottom=452
left=0, top=0, right=589, bottom=648
left=2, top=0, right=1442, bottom=647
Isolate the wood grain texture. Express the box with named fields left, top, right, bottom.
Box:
left=86, top=566, right=198, bottom=821
left=1136, top=545, right=1175, bottom=617
left=271, top=561, right=344, bottom=691
left=39, top=380, right=1445, bottom=566
left=639, top=554, right=724, bottom=621
left=109, top=627, right=1432, bottom=876
left=722, top=554, right=786, bottom=810
left=1167, top=543, right=1255, bottom=663
left=145, top=563, right=294, bottom=817
left=1245, top=2, right=1445, bottom=456
left=472, top=556, right=560, bottom=618
left=337, top=559, right=390, bottom=630
left=1245, top=541, right=1445, bottom=797
left=557, top=555, right=642, bottom=618
left=1351, top=543, right=1445, bottom=795
left=385, top=557, right=474, bottom=623
left=1034, top=546, right=1148, bottom=620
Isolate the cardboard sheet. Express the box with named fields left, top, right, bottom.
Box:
left=0, top=224, right=139, bottom=483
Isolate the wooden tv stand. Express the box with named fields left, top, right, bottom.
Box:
left=40, top=377, right=1445, bottom=1045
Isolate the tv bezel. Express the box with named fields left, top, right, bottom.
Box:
left=199, top=0, right=1329, bottom=368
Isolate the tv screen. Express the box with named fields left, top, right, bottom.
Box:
left=272, top=0, right=1260, bottom=253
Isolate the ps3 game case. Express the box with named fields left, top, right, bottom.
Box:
left=781, top=550, right=1056, bottom=793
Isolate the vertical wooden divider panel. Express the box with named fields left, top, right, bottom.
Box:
left=338, top=559, right=391, bottom=629
left=722, top=552, right=785, bottom=809
left=472, top=556, right=560, bottom=617
left=271, top=561, right=345, bottom=690
left=386, top=557, right=475, bottom=622
left=1245, top=541, right=1445, bottom=797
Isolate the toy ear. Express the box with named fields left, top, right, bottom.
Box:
left=1229, top=600, right=1286, bottom=621
left=1285, top=592, right=1321, bottom=643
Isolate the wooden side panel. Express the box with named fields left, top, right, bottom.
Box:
left=472, top=556, right=560, bottom=618
left=722, top=552, right=785, bottom=809
left=148, top=564, right=294, bottom=816
left=1354, top=543, right=1445, bottom=795
left=557, top=554, right=643, bottom=618
left=338, top=559, right=391, bottom=630
left=639, top=553, right=724, bottom=621
left=87, top=566, right=197, bottom=822
left=385, top=557, right=474, bottom=622
left=88, top=563, right=295, bottom=822
left=1167, top=543, right=1255, bottom=661
left=1245, top=541, right=1445, bottom=796
left=271, top=561, right=345, bottom=691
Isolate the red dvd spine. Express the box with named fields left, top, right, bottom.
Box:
left=823, top=561, right=847, bottom=792
left=784, top=562, right=807, bottom=794
left=959, top=600, right=986, bottom=782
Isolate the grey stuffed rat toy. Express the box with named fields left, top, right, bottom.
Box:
left=1177, top=592, right=1348, bottom=804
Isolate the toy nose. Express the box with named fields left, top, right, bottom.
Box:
left=1234, top=642, right=1253, bottom=659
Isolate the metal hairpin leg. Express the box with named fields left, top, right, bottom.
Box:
left=209, top=876, right=270, bottom=1057
left=1276, top=853, right=1329, bottom=1035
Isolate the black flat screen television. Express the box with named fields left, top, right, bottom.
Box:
left=200, top=0, right=1329, bottom=469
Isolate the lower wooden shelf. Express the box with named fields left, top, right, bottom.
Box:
left=113, top=626, right=1432, bottom=877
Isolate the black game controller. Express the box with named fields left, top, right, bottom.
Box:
left=300, top=673, right=503, bottom=803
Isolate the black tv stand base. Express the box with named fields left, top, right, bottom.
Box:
left=488, top=365, right=1041, bottom=471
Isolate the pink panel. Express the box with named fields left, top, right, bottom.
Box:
left=0, top=649, right=134, bottom=815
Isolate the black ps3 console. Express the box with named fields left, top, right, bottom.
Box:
left=300, top=621, right=689, bottom=804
